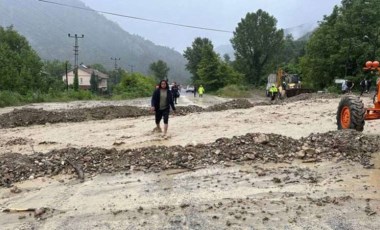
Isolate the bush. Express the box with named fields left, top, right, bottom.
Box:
left=215, top=84, right=250, bottom=98
left=66, top=90, right=94, bottom=100
left=24, top=91, right=46, bottom=103
left=0, top=89, right=101, bottom=108
left=0, top=91, right=24, bottom=107
left=326, top=85, right=341, bottom=94
left=113, top=72, right=155, bottom=99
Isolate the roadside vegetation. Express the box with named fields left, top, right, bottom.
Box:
left=0, top=0, right=378, bottom=107
left=0, top=26, right=156, bottom=107
left=214, top=85, right=251, bottom=98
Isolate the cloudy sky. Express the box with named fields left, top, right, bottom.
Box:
left=81, top=0, right=341, bottom=52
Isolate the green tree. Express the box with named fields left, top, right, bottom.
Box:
left=231, top=10, right=284, bottom=85
left=43, top=60, right=70, bottom=80
left=197, top=42, right=244, bottom=91
left=0, top=26, right=44, bottom=94
left=218, top=62, right=244, bottom=86
left=197, top=44, right=221, bottom=90
left=73, top=69, right=79, bottom=91
left=149, top=60, right=170, bottom=81
left=90, top=71, right=98, bottom=94
left=266, top=35, right=306, bottom=76
left=42, top=59, right=69, bottom=91
left=223, top=54, right=231, bottom=64
left=183, top=38, right=213, bottom=83
left=301, top=0, right=380, bottom=89
left=278, top=35, right=306, bottom=66
left=113, top=71, right=156, bottom=98
left=90, top=63, right=108, bottom=74
left=108, top=68, right=124, bottom=94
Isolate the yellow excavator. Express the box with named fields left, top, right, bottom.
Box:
left=266, top=68, right=312, bottom=98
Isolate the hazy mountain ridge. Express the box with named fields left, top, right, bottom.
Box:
left=283, top=22, right=317, bottom=40
left=215, top=23, right=315, bottom=58
left=0, top=0, right=190, bottom=83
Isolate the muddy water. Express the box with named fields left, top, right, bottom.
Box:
left=0, top=93, right=230, bottom=115
left=0, top=98, right=150, bottom=115
left=1, top=96, right=380, bottom=155
left=1, top=158, right=379, bottom=229
left=1, top=94, right=380, bottom=229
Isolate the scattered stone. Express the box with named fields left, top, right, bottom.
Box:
left=34, top=208, right=46, bottom=217
left=5, top=138, right=29, bottom=146
left=180, top=203, right=190, bottom=209
left=112, top=210, right=122, bottom=215
left=1, top=130, right=379, bottom=187
left=0, top=99, right=253, bottom=129
left=10, top=186, right=22, bottom=193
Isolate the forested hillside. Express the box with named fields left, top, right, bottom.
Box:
left=0, top=0, right=190, bottom=83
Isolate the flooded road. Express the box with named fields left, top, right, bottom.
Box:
left=1, top=92, right=380, bottom=229
left=0, top=95, right=379, bottom=155
left=1, top=154, right=379, bottom=229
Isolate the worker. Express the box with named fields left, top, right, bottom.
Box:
left=341, top=80, right=348, bottom=94
left=360, top=78, right=367, bottom=96
left=269, top=84, right=278, bottom=101
left=198, top=85, right=205, bottom=97
left=346, top=80, right=354, bottom=93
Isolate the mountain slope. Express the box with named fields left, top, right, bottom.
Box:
left=0, top=0, right=190, bottom=83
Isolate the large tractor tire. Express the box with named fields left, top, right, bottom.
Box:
left=336, top=96, right=365, bottom=131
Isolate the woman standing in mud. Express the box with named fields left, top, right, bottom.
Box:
left=150, top=80, right=176, bottom=138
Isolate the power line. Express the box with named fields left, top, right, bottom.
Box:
left=38, top=0, right=233, bottom=33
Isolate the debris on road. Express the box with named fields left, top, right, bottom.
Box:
left=1, top=130, right=379, bottom=187
left=0, top=99, right=254, bottom=129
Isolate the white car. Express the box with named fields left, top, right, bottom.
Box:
left=186, top=86, right=195, bottom=93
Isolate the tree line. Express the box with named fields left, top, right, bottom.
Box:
left=1, top=0, right=378, bottom=106
left=0, top=26, right=157, bottom=106
left=181, top=0, right=379, bottom=92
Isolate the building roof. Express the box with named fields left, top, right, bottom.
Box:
left=69, top=65, right=109, bottom=79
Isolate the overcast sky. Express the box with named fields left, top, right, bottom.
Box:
left=81, top=0, right=341, bottom=52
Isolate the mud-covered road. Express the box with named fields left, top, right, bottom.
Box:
left=1, top=91, right=380, bottom=229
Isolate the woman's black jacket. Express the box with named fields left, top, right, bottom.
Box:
left=151, top=89, right=176, bottom=111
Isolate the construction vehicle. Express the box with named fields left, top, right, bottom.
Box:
left=337, top=61, right=380, bottom=131
left=266, top=68, right=312, bottom=98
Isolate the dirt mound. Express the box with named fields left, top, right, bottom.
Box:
left=0, top=99, right=255, bottom=129
left=205, top=99, right=253, bottom=111
left=1, top=130, right=379, bottom=187
left=5, top=137, right=29, bottom=146
left=175, top=105, right=204, bottom=115
left=264, top=93, right=341, bottom=105
left=0, top=106, right=151, bottom=129
left=284, top=93, right=340, bottom=103
left=249, top=93, right=340, bottom=106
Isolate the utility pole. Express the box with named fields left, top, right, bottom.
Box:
left=68, top=34, right=84, bottom=91
left=128, top=64, right=135, bottom=73
left=65, top=61, right=69, bottom=91
left=111, top=57, right=121, bottom=70
left=68, top=33, right=84, bottom=71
